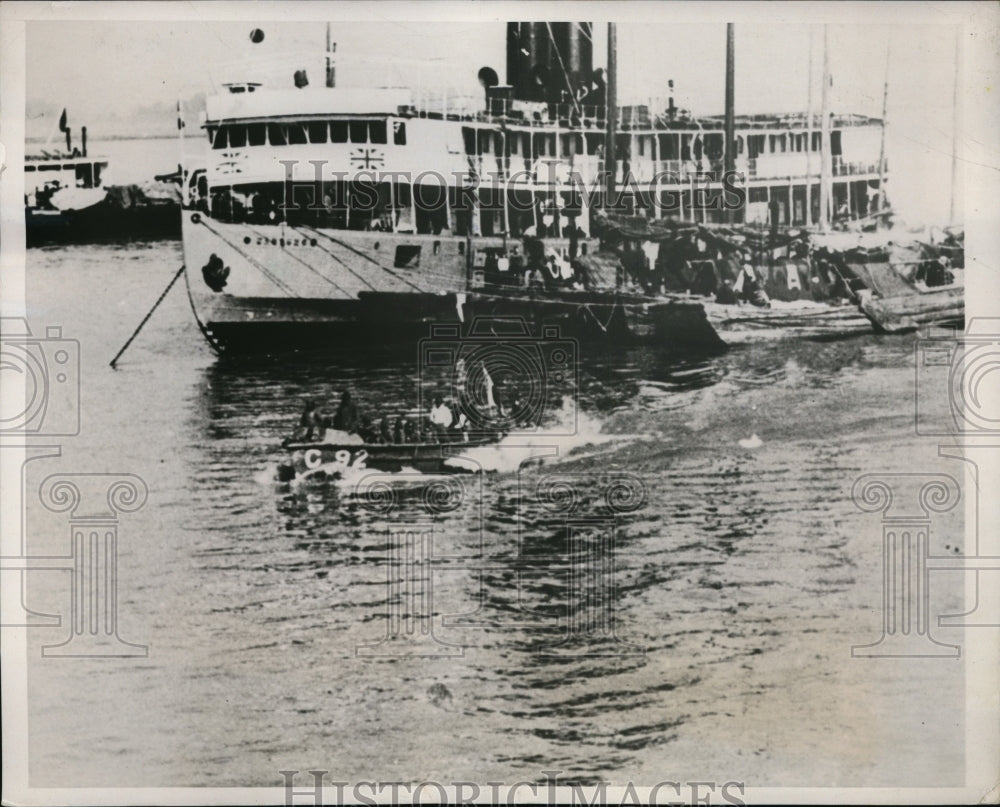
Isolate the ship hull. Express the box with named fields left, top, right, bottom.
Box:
left=26, top=201, right=180, bottom=247
left=181, top=214, right=723, bottom=354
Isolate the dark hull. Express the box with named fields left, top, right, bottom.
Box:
left=189, top=281, right=725, bottom=355
left=182, top=215, right=724, bottom=355
left=26, top=203, right=180, bottom=247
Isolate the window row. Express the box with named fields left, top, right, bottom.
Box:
left=459, top=127, right=841, bottom=162
left=211, top=120, right=406, bottom=150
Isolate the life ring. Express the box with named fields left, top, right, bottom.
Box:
left=304, top=449, right=322, bottom=469
left=190, top=212, right=202, bottom=224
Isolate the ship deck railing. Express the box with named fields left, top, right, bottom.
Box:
left=405, top=94, right=883, bottom=133
left=464, top=155, right=882, bottom=186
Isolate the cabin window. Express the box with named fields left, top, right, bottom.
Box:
left=478, top=130, right=491, bottom=155
left=331, top=121, right=348, bottom=143
left=349, top=120, right=367, bottom=143
left=369, top=120, right=387, bottom=144
left=287, top=124, right=308, bottom=145
left=25, top=165, right=36, bottom=172
left=748, top=134, right=765, bottom=159
left=736, top=135, right=744, bottom=155
left=394, top=245, right=421, bottom=268
left=681, top=134, right=692, bottom=161
left=658, top=133, right=677, bottom=160
left=247, top=124, right=266, bottom=147
left=831, top=130, right=842, bottom=156
left=228, top=126, right=247, bottom=148
left=811, top=131, right=821, bottom=151
left=462, top=127, right=475, bottom=155
left=561, top=133, right=582, bottom=156
left=586, top=132, right=603, bottom=155
left=393, top=121, right=406, bottom=145
left=308, top=122, right=328, bottom=143
left=211, top=126, right=226, bottom=149
left=267, top=124, right=286, bottom=146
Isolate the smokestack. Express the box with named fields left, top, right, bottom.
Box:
left=506, top=22, right=593, bottom=103
left=65, top=126, right=72, bottom=154
left=325, top=24, right=336, bottom=88
left=81, top=125, right=87, bottom=158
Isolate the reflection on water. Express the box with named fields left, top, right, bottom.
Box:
left=25, top=242, right=962, bottom=788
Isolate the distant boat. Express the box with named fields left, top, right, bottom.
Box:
left=25, top=110, right=183, bottom=246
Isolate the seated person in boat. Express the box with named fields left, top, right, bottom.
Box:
left=291, top=399, right=319, bottom=441
left=378, top=415, right=393, bottom=444
left=404, top=418, right=419, bottom=443
left=358, top=414, right=379, bottom=444
left=332, top=390, right=360, bottom=434
left=429, top=396, right=454, bottom=440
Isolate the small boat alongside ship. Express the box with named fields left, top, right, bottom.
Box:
left=846, top=229, right=965, bottom=333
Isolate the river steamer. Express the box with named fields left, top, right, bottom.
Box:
left=181, top=22, right=886, bottom=352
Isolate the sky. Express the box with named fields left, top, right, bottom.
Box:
left=18, top=10, right=987, bottom=224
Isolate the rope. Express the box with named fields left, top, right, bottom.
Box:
left=196, top=216, right=296, bottom=296
left=287, top=224, right=378, bottom=292
left=109, top=265, right=185, bottom=368
left=243, top=224, right=353, bottom=297
left=581, top=299, right=619, bottom=333
left=298, top=224, right=429, bottom=293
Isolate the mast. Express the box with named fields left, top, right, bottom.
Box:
left=805, top=26, right=814, bottom=226
left=875, top=40, right=890, bottom=215
left=724, top=23, right=735, bottom=222
left=818, top=24, right=831, bottom=232
left=605, top=22, right=617, bottom=210
left=949, top=26, right=961, bottom=225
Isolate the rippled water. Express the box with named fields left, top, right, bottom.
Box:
left=23, top=241, right=964, bottom=789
